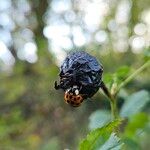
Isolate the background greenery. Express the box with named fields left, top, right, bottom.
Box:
left=0, top=0, right=149, bottom=150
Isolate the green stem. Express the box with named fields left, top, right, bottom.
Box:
left=101, top=82, right=118, bottom=120
left=110, top=98, right=118, bottom=120
left=101, top=60, right=149, bottom=121
left=115, top=60, right=150, bottom=95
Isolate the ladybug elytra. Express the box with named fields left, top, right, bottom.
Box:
left=64, top=85, right=83, bottom=107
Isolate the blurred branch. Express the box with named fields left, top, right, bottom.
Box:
left=31, top=0, right=49, bottom=37
left=30, top=0, right=52, bottom=57
left=10, top=46, right=18, bottom=59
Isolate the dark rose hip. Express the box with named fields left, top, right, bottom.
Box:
left=55, top=51, right=103, bottom=107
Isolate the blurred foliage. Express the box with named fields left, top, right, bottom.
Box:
left=0, top=0, right=150, bottom=150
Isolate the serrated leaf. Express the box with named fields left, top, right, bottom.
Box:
left=79, top=119, right=122, bottom=150
left=89, top=110, right=111, bottom=130
left=120, top=90, right=150, bottom=117
left=99, top=133, right=124, bottom=150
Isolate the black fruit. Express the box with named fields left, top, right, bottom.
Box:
left=55, top=51, right=103, bottom=107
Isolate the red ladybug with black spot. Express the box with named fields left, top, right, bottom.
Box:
left=54, top=51, right=103, bottom=107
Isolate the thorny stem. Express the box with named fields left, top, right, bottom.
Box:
left=101, top=82, right=118, bottom=120
left=114, top=60, right=150, bottom=96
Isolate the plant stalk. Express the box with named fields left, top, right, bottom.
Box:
left=101, top=60, right=150, bottom=120
left=115, top=60, right=150, bottom=95
left=101, top=82, right=118, bottom=120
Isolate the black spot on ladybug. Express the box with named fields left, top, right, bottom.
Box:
left=77, top=97, right=81, bottom=100
left=71, top=101, right=74, bottom=105
left=54, top=51, right=103, bottom=107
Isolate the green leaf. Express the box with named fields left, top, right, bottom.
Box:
left=103, top=73, right=113, bottom=85
left=115, top=66, right=130, bottom=79
left=79, top=119, right=122, bottom=150
left=120, top=90, right=150, bottom=117
left=122, top=113, right=149, bottom=149
left=103, top=66, right=130, bottom=88
left=113, top=66, right=131, bottom=85
left=123, top=138, right=141, bottom=150
left=124, top=113, right=149, bottom=138
left=89, top=110, right=111, bottom=130
left=99, top=133, right=124, bottom=150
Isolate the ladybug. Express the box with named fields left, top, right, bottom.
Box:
left=64, top=85, right=84, bottom=107
left=55, top=51, right=103, bottom=107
